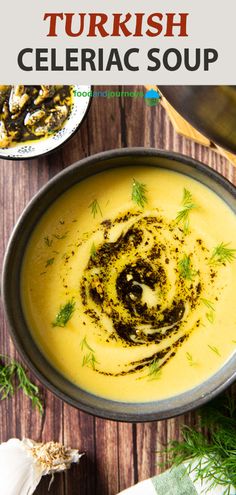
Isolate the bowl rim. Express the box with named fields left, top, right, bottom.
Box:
left=159, top=85, right=236, bottom=155
left=0, top=85, right=92, bottom=161
left=2, top=147, right=236, bottom=422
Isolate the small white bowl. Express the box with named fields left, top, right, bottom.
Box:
left=0, top=85, right=91, bottom=160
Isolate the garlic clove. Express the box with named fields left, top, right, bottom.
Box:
left=0, top=438, right=83, bottom=495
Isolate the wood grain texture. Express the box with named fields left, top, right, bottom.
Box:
left=0, top=86, right=235, bottom=495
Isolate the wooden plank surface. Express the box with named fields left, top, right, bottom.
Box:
left=0, top=86, right=235, bottom=495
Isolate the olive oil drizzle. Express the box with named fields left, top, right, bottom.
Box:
left=47, top=186, right=236, bottom=380
left=78, top=211, right=209, bottom=378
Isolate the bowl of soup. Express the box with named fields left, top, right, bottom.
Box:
left=2, top=148, right=236, bottom=421
left=0, top=85, right=91, bottom=159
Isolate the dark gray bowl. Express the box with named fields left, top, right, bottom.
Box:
left=159, top=86, right=236, bottom=154
left=2, top=148, right=236, bottom=422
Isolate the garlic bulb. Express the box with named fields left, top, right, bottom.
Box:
left=0, top=438, right=83, bottom=495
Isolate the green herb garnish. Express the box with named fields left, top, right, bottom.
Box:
left=82, top=353, right=99, bottom=370
left=132, top=179, right=148, bottom=209
left=162, top=394, right=236, bottom=494
left=90, top=243, right=97, bottom=259
left=206, top=312, right=215, bottom=324
left=80, top=336, right=94, bottom=352
left=176, top=188, right=197, bottom=234
left=52, top=299, right=75, bottom=327
left=53, top=232, right=68, bottom=240
left=45, top=257, right=54, bottom=267
left=208, top=345, right=221, bottom=356
left=44, top=236, right=53, bottom=247
left=186, top=352, right=197, bottom=367
left=201, top=298, right=215, bottom=324
left=146, top=358, right=161, bottom=381
left=201, top=298, right=215, bottom=311
left=0, top=355, right=43, bottom=414
left=209, top=242, right=236, bottom=265
left=89, top=199, right=103, bottom=218
left=80, top=337, right=99, bottom=370
left=178, top=254, right=198, bottom=280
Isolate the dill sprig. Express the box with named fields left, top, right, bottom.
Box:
left=89, top=199, right=103, bottom=218
left=53, top=232, right=68, bottom=240
left=178, top=254, right=198, bottom=280
left=44, top=236, right=53, bottom=247
left=90, top=242, right=97, bottom=259
left=201, top=298, right=215, bottom=324
left=162, top=394, right=236, bottom=494
left=52, top=299, right=75, bottom=327
left=209, top=242, right=236, bottom=266
left=146, top=358, right=161, bottom=381
left=176, top=188, right=197, bottom=234
left=186, top=352, right=197, bottom=367
left=132, top=179, right=148, bottom=209
left=0, top=355, right=43, bottom=414
left=208, top=344, right=221, bottom=356
left=82, top=353, right=99, bottom=370
left=80, top=336, right=94, bottom=352
left=80, top=337, right=99, bottom=370
left=45, top=257, right=54, bottom=267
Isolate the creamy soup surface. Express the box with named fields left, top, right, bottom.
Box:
left=21, top=167, right=236, bottom=402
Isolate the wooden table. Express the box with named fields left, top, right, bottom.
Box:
left=0, top=86, right=235, bottom=495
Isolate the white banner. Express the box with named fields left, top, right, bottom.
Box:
left=0, top=0, right=234, bottom=84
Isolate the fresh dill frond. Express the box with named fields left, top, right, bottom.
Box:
left=45, top=257, right=54, bottom=267
left=186, top=352, right=197, bottom=367
left=162, top=394, right=236, bottom=494
left=44, top=236, right=53, bottom=247
left=0, top=355, right=43, bottom=414
left=80, top=336, right=94, bottom=352
left=0, top=358, right=15, bottom=398
left=82, top=352, right=99, bottom=370
left=176, top=188, right=197, bottom=234
left=146, top=358, right=161, bottom=381
left=16, top=364, right=43, bottom=414
left=131, top=179, right=148, bottom=209
left=201, top=298, right=215, bottom=311
left=209, top=242, right=236, bottom=266
left=89, top=199, right=103, bottom=218
left=52, top=299, right=75, bottom=327
left=90, top=242, right=97, bottom=259
left=201, top=298, right=215, bottom=324
left=206, top=312, right=215, bottom=324
left=53, top=232, right=68, bottom=240
left=80, top=338, right=99, bottom=370
left=208, top=344, right=221, bottom=356
left=178, top=254, right=198, bottom=280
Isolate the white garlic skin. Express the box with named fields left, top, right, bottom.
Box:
left=0, top=438, right=82, bottom=495
left=0, top=439, right=42, bottom=495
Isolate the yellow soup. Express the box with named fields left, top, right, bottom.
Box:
left=21, top=167, right=236, bottom=402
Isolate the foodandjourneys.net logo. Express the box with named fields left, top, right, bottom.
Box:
left=73, top=88, right=161, bottom=106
